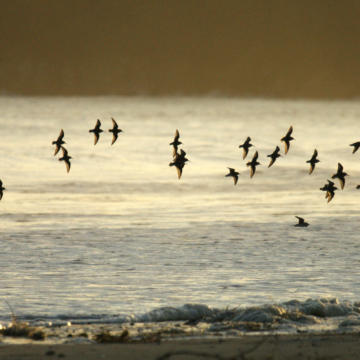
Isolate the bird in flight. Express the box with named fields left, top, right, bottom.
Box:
left=247, top=151, right=260, bottom=178
left=0, top=180, right=5, bottom=200
left=331, top=162, right=348, bottom=190
left=306, top=149, right=319, bottom=175
left=350, top=141, right=360, bottom=154
left=281, top=126, right=294, bottom=154
left=169, top=129, right=182, bottom=156
left=109, top=118, right=123, bottom=145
left=59, top=147, right=72, bottom=173
left=267, top=146, right=281, bottom=168
left=294, top=216, right=309, bottom=227
left=238, top=136, right=253, bottom=159
left=89, top=119, right=103, bottom=145
left=225, top=168, right=239, bottom=185
left=52, top=129, right=65, bottom=156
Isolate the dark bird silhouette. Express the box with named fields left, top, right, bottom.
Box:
left=0, top=180, right=5, bottom=200
left=238, top=137, right=253, bottom=159
left=320, top=180, right=337, bottom=203
left=170, top=129, right=182, bottom=156
left=169, top=149, right=188, bottom=179
left=59, top=147, right=72, bottom=173
left=294, top=216, right=309, bottom=227
left=246, top=151, right=260, bottom=178
left=89, top=119, right=103, bottom=145
left=350, top=142, right=360, bottom=154
left=52, top=129, right=65, bottom=156
left=267, top=146, right=281, bottom=168
left=306, top=149, right=319, bottom=175
left=225, top=168, right=239, bottom=185
left=281, top=126, right=294, bottom=154
left=331, top=162, right=348, bottom=190
left=357, top=185, right=360, bottom=189
left=109, top=118, right=122, bottom=145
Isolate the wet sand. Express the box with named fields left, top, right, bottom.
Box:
left=1, top=334, right=360, bottom=360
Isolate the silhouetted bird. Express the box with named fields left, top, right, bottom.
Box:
left=239, top=137, right=253, bottom=159
left=109, top=118, right=122, bottom=145
left=170, top=129, right=182, bottom=156
left=320, top=180, right=337, bottom=203
left=294, top=216, right=309, bottom=227
left=350, top=141, right=360, bottom=154
left=59, top=147, right=72, bottom=173
left=0, top=180, right=5, bottom=200
left=267, top=146, right=281, bottom=168
left=306, top=149, right=319, bottom=175
left=89, top=119, right=103, bottom=145
left=246, top=151, right=260, bottom=178
left=169, top=149, right=188, bottom=179
left=331, top=162, right=348, bottom=190
left=281, top=126, right=294, bottom=154
left=52, top=129, right=65, bottom=156
left=225, top=168, right=239, bottom=185
left=357, top=185, right=360, bottom=189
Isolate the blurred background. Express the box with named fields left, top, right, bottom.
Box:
left=1, top=0, right=360, bottom=98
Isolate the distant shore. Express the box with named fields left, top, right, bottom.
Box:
left=1, top=333, right=360, bottom=360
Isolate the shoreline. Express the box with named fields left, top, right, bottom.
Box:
left=1, top=333, right=360, bottom=360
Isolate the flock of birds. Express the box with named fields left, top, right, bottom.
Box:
left=168, top=125, right=360, bottom=228
left=0, top=121, right=358, bottom=229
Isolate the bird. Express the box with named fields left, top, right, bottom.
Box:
left=169, top=149, right=188, bottom=179
left=246, top=151, right=260, bottom=178
left=225, top=168, right=239, bottom=185
left=108, top=118, right=123, bottom=145
left=306, top=149, right=319, bottom=175
left=52, top=129, right=65, bottom=156
left=294, top=216, right=309, bottom=227
left=170, top=129, right=182, bottom=156
left=267, top=146, right=281, bottom=168
left=320, top=180, right=337, bottom=203
left=331, top=162, right=348, bottom=190
left=281, top=126, right=294, bottom=154
left=238, top=137, right=253, bottom=159
left=357, top=185, right=360, bottom=189
left=350, top=142, right=360, bottom=154
left=0, top=180, right=6, bottom=200
left=59, top=147, right=72, bottom=173
left=89, top=119, right=103, bottom=145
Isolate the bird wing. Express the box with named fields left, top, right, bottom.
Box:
left=313, top=149, right=318, bottom=158
left=65, top=159, right=71, bottom=173
left=309, top=163, right=315, bottom=175
left=286, top=126, right=293, bottom=136
left=176, top=166, right=182, bottom=179
left=339, top=177, right=345, bottom=190
left=111, top=133, right=118, bottom=145
left=338, top=163, right=343, bottom=172
left=295, top=216, right=304, bottom=224
left=233, top=175, right=238, bottom=185
left=268, top=157, right=275, bottom=168
left=283, top=140, right=290, bottom=154
left=327, top=192, right=334, bottom=203
left=95, top=119, right=101, bottom=130
left=0, top=191, right=3, bottom=200
left=250, top=165, right=256, bottom=178
left=58, top=129, right=64, bottom=141
left=54, top=144, right=60, bottom=156
left=111, top=118, right=118, bottom=129
left=242, top=148, right=248, bottom=159
left=253, top=151, right=258, bottom=161
left=94, top=133, right=100, bottom=145
left=174, top=129, right=180, bottom=142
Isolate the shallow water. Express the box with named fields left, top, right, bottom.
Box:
left=0, top=96, right=360, bottom=324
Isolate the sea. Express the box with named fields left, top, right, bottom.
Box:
left=1, top=96, right=360, bottom=331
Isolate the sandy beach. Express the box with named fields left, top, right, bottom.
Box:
left=0, top=333, right=359, bottom=360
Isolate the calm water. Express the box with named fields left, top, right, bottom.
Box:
left=0, top=96, right=360, bottom=322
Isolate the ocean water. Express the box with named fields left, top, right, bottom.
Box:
left=1, top=96, right=360, bottom=326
